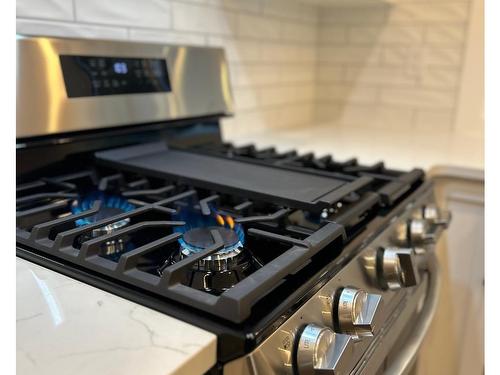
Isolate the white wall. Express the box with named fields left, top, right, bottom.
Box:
left=16, top=0, right=319, bottom=138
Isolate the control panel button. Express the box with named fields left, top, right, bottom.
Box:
left=60, top=55, right=171, bottom=98
left=334, top=288, right=382, bottom=337
left=294, top=324, right=352, bottom=375
left=378, top=247, right=420, bottom=290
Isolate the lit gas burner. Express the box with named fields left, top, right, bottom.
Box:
left=170, top=205, right=258, bottom=294
left=71, top=192, right=135, bottom=256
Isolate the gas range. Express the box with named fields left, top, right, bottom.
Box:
left=16, top=36, right=450, bottom=375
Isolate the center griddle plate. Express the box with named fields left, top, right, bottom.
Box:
left=95, top=142, right=371, bottom=212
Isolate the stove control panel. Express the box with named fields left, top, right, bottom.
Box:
left=224, top=187, right=449, bottom=375
left=60, top=55, right=172, bottom=98
left=292, top=287, right=382, bottom=374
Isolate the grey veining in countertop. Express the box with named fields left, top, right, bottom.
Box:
left=16, top=258, right=216, bottom=375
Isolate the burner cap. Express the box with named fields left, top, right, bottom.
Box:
left=183, top=226, right=239, bottom=253
left=71, top=192, right=135, bottom=236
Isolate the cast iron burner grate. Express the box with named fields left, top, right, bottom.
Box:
left=16, top=143, right=423, bottom=324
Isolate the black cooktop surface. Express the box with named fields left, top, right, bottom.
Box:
left=16, top=141, right=424, bottom=361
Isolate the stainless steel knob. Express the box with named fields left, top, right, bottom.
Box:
left=419, top=204, right=451, bottom=228
left=334, top=288, right=382, bottom=337
left=294, top=324, right=352, bottom=375
left=378, top=247, right=420, bottom=290
left=393, top=218, right=435, bottom=246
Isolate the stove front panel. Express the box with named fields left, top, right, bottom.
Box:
left=223, top=185, right=445, bottom=375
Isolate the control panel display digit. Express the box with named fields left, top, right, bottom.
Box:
left=60, top=55, right=171, bottom=97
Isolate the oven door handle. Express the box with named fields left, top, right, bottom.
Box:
left=385, top=252, right=441, bottom=375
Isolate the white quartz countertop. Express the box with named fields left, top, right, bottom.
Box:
left=16, top=258, right=217, bottom=375
left=223, top=125, right=484, bottom=172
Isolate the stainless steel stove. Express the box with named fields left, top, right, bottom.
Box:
left=16, top=36, right=450, bottom=375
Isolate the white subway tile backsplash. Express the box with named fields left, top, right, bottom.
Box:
left=296, top=84, right=316, bottom=102
left=371, top=105, right=415, bottom=129
left=279, top=65, right=315, bottom=84
left=316, top=103, right=414, bottom=129
left=380, top=88, right=456, bottom=109
left=262, top=0, right=317, bottom=23
left=260, top=43, right=316, bottom=64
left=414, top=110, right=455, bottom=131
left=281, top=21, right=316, bottom=43
left=316, top=1, right=470, bottom=132
left=75, top=0, right=171, bottom=29
left=259, top=86, right=294, bottom=107
left=320, top=6, right=389, bottom=26
left=232, top=88, right=259, bottom=111
left=345, top=66, right=417, bottom=87
left=129, top=28, right=206, bottom=45
left=207, top=36, right=261, bottom=63
left=238, top=14, right=281, bottom=40
left=233, top=63, right=315, bottom=88
left=17, top=0, right=73, bottom=21
left=295, top=45, right=317, bottom=64
left=349, top=26, right=424, bottom=45
left=425, top=24, right=467, bottom=45
left=206, top=0, right=261, bottom=13
left=230, top=64, right=281, bottom=88
left=382, top=46, right=421, bottom=66
left=318, top=46, right=381, bottom=64
left=319, top=26, right=347, bottom=44
left=17, top=18, right=128, bottom=40
left=317, top=65, right=346, bottom=83
left=420, top=46, right=463, bottom=67
left=316, top=84, right=378, bottom=104
left=258, top=84, right=314, bottom=107
left=172, top=2, right=237, bottom=35
left=260, top=43, right=295, bottom=63
left=315, top=103, right=341, bottom=124
left=227, top=103, right=313, bottom=133
left=419, top=67, right=461, bottom=89
left=388, top=2, right=469, bottom=23
left=281, top=103, right=314, bottom=127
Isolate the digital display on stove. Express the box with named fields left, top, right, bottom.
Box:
left=60, top=55, right=171, bottom=97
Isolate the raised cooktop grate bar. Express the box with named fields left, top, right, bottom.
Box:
left=16, top=191, right=346, bottom=323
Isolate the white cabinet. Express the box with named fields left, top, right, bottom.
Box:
left=417, top=166, right=484, bottom=375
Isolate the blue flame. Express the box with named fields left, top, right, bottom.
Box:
left=173, top=202, right=245, bottom=254
left=177, top=225, right=245, bottom=254
left=71, top=191, right=135, bottom=227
